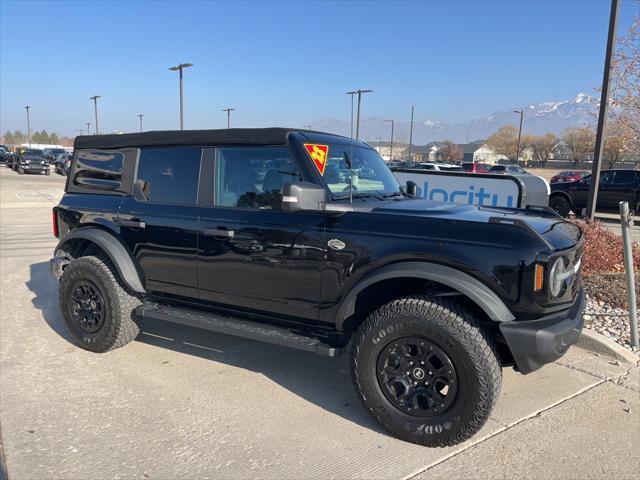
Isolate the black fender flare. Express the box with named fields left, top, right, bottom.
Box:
left=55, top=228, right=145, bottom=293
left=336, top=261, right=514, bottom=329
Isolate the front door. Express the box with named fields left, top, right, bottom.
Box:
left=197, top=146, right=325, bottom=322
left=118, top=146, right=202, bottom=299
left=599, top=170, right=638, bottom=209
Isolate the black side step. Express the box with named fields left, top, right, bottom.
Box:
left=139, top=302, right=343, bottom=357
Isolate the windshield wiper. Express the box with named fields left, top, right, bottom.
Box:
left=382, top=191, right=405, bottom=198
left=332, top=192, right=384, bottom=201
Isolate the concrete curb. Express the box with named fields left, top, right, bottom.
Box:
left=576, top=328, right=640, bottom=364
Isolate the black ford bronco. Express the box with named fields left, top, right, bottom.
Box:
left=50, top=128, right=585, bottom=447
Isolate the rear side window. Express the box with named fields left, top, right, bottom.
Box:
left=136, top=147, right=202, bottom=204
left=612, top=171, right=636, bottom=184
left=73, top=150, right=124, bottom=190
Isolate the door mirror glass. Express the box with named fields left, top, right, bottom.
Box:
left=281, top=182, right=326, bottom=212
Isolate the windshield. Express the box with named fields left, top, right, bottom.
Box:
left=321, top=144, right=400, bottom=198
left=23, top=149, right=43, bottom=156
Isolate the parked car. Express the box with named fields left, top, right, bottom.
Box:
left=549, top=169, right=640, bottom=217
left=15, top=148, right=50, bottom=175
left=0, top=147, right=10, bottom=166
left=462, top=162, right=491, bottom=174
left=489, top=164, right=530, bottom=175
left=50, top=128, right=584, bottom=448
left=550, top=170, right=590, bottom=184
left=414, top=162, right=462, bottom=171
left=54, top=153, right=73, bottom=175
left=43, top=148, right=69, bottom=164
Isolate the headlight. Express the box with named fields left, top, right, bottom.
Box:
left=548, top=255, right=579, bottom=297
left=41, top=161, right=46, bottom=165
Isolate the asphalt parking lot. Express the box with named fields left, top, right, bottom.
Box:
left=0, top=166, right=638, bottom=479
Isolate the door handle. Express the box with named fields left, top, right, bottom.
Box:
left=117, top=218, right=146, bottom=229
left=204, top=227, right=235, bottom=238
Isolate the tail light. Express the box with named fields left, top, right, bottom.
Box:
left=52, top=209, right=59, bottom=238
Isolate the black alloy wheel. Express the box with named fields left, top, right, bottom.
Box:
left=376, top=336, right=457, bottom=417
left=70, top=280, right=106, bottom=333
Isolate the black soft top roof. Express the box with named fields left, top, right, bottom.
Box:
left=73, top=127, right=358, bottom=150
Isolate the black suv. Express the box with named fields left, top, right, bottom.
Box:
left=549, top=169, right=640, bottom=217
left=14, top=148, right=50, bottom=175
left=50, top=128, right=585, bottom=447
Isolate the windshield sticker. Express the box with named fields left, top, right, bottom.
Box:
left=304, top=144, right=329, bottom=175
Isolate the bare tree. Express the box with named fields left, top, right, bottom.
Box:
left=562, top=127, right=595, bottom=166
left=609, top=10, right=639, bottom=156
left=527, top=133, right=558, bottom=167
left=440, top=140, right=463, bottom=162
left=486, top=125, right=518, bottom=162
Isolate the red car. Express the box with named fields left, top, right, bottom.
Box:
left=462, top=162, right=491, bottom=173
left=550, top=171, right=590, bottom=184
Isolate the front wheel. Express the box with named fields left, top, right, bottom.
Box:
left=351, top=296, right=501, bottom=447
left=18, top=167, right=23, bottom=174
left=549, top=194, right=571, bottom=218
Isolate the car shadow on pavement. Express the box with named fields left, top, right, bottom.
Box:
left=137, top=317, right=386, bottom=434
left=26, top=261, right=74, bottom=343
left=26, top=261, right=385, bottom=435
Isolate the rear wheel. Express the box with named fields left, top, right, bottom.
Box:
left=59, top=255, right=142, bottom=352
left=549, top=194, right=571, bottom=217
left=351, top=295, right=501, bottom=447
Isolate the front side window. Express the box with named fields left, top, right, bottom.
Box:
left=320, top=144, right=399, bottom=198
left=215, top=147, right=301, bottom=209
left=136, top=147, right=202, bottom=204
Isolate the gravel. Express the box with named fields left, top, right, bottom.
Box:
left=583, top=295, right=638, bottom=353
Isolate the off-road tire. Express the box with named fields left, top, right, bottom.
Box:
left=351, top=295, right=501, bottom=447
left=549, top=194, right=571, bottom=218
left=59, top=255, right=142, bottom=352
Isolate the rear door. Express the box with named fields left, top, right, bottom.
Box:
left=600, top=170, right=638, bottom=209
left=118, top=147, right=202, bottom=299
left=197, top=146, right=325, bottom=322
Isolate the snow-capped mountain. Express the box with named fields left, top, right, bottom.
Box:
left=311, top=93, right=599, bottom=144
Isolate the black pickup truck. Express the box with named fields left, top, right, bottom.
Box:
left=549, top=169, right=640, bottom=217
left=50, top=128, right=585, bottom=447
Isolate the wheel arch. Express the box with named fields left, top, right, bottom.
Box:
left=54, top=228, right=146, bottom=293
left=336, top=262, right=514, bottom=331
left=549, top=190, right=573, bottom=207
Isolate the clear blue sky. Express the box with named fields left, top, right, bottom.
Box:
left=0, top=0, right=637, bottom=136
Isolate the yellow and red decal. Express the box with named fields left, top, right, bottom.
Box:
left=304, top=144, right=329, bottom=175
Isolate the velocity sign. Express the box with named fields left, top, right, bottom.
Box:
left=393, top=170, right=524, bottom=208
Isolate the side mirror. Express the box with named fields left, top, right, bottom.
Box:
left=281, top=182, right=326, bottom=212
left=406, top=180, right=418, bottom=197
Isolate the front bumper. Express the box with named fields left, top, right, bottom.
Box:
left=499, top=288, right=586, bottom=374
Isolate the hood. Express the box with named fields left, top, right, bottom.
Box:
left=371, top=198, right=581, bottom=250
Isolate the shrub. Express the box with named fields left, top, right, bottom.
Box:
left=573, top=219, right=640, bottom=275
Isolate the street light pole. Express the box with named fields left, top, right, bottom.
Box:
left=386, top=119, right=395, bottom=161
left=24, top=106, right=31, bottom=146
left=86, top=122, right=91, bottom=135
left=513, top=109, right=523, bottom=165
left=90, top=95, right=101, bottom=134
left=408, top=105, right=415, bottom=161
left=169, top=63, right=193, bottom=130
left=137, top=114, right=144, bottom=132
left=222, top=108, right=235, bottom=129
left=346, top=89, right=373, bottom=140
left=586, top=0, right=619, bottom=220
